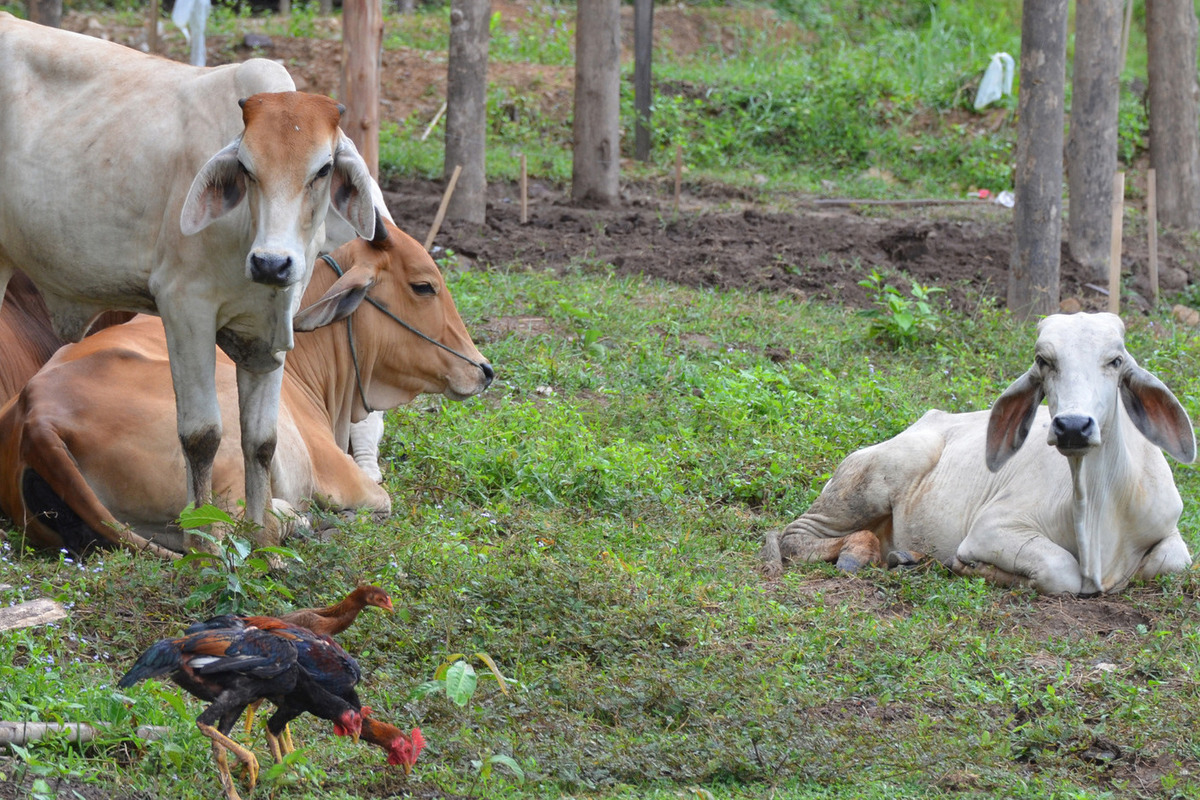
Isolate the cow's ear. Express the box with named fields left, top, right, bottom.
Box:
left=329, top=133, right=378, bottom=240
left=985, top=368, right=1044, bottom=472
left=1121, top=365, right=1197, bottom=463
left=293, top=265, right=375, bottom=332
left=181, top=139, right=247, bottom=235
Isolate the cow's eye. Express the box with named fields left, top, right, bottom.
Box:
left=411, top=282, right=436, bottom=296
left=1035, top=355, right=1050, bottom=370
left=1109, top=356, right=1124, bottom=370
left=315, top=163, right=332, bottom=179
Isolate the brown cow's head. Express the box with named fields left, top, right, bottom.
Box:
left=180, top=92, right=379, bottom=288
left=293, top=219, right=493, bottom=418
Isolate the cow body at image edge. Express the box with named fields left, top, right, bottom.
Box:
left=763, top=312, right=1196, bottom=595
left=0, top=14, right=380, bottom=554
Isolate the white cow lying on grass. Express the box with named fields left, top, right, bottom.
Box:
left=762, top=312, right=1196, bottom=595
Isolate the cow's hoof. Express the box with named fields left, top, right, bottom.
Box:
left=887, top=550, right=920, bottom=569
left=835, top=552, right=867, bottom=572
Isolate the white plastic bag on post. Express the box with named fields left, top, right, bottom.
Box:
left=973, top=52, right=1015, bottom=110
left=171, top=0, right=211, bottom=67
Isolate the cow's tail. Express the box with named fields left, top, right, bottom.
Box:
left=760, top=529, right=785, bottom=578
left=18, top=416, right=179, bottom=560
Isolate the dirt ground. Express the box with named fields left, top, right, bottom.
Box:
left=60, top=5, right=1200, bottom=316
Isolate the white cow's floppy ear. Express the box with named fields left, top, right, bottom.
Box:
left=293, top=264, right=376, bottom=332
left=328, top=133, right=378, bottom=240
left=1121, top=364, right=1197, bottom=463
left=181, top=139, right=247, bottom=236
left=985, top=367, right=1044, bottom=472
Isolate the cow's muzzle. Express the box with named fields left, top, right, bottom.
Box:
left=249, top=252, right=296, bottom=286
left=1050, top=413, right=1098, bottom=453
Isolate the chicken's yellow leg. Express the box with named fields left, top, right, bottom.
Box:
left=198, top=722, right=260, bottom=791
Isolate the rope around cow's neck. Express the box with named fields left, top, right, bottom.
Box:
left=317, top=253, right=488, bottom=415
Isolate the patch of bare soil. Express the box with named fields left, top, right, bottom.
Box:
left=384, top=177, right=1198, bottom=315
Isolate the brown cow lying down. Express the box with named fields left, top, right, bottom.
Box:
left=0, top=272, right=133, bottom=404
left=0, top=220, right=493, bottom=556
left=762, top=312, right=1196, bottom=595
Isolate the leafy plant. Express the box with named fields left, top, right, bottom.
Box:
left=173, top=504, right=301, bottom=614
left=410, top=651, right=510, bottom=707
left=858, top=268, right=945, bottom=345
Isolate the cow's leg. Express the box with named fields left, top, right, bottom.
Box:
left=957, top=521, right=1086, bottom=595
left=1134, top=529, right=1191, bottom=581
left=348, top=411, right=386, bottom=483
left=237, top=364, right=284, bottom=549
left=160, top=311, right=222, bottom=552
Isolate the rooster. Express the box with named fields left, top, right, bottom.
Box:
left=240, top=585, right=392, bottom=736
left=277, top=584, right=394, bottom=636
left=360, top=711, right=425, bottom=775
left=119, top=618, right=363, bottom=800
left=184, top=615, right=364, bottom=762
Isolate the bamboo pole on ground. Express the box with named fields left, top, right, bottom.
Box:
left=1108, top=171, right=1125, bottom=314
left=0, top=721, right=169, bottom=746
left=1148, top=168, right=1159, bottom=305
left=520, top=153, right=528, bottom=224
left=0, top=598, right=65, bottom=632
left=425, top=165, right=462, bottom=250
left=421, top=102, right=447, bottom=143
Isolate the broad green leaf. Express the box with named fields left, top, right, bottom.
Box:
left=177, top=504, right=236, bottom=529
left=486, top=754, right=525, bottom=783
left=444, top=660, right=478, bottom=706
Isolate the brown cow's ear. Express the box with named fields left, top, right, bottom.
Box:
left=293, top=266, right=375, bottom=331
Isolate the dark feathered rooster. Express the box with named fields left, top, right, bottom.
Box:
left=184, top=615, right=364, bottom=762
left=119, top=617, right=363, bottom=800
left=240, top=585, right=391, bottom=736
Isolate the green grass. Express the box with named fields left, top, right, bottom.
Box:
left=7, top=269, right=1200, bottom=799
left=7, top=2, right=1200, bottom=799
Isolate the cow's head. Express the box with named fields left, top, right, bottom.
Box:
left=292, top=219, right=493, bottom=418
left=986, top=312, right=1196, bottom=471
left=180, top=92, right=380, bottom=287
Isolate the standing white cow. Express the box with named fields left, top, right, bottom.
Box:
left=762, top=313, right=1196, bottom=595
left=0, top=15, right=380, bottom=550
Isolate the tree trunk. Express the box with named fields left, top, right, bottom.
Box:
left=1147, top=0, right=1200, bottom=229
left=28, top=0, right=61, bottom=28
left=1067, top=0, right=1122, bottom=279
left=395, top=0, right=415, bottom=12
left=572, top=0, right=621, bottom=206
left=319, top=0, right=332, bottom=16
left=445, top=0, right=490, bottom=225
left=1009, top=0, right=1069, bottom=318
left=341, top=0, right=384, bottom=177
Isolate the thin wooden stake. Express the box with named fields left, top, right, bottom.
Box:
left=1148, top=168, right=1159, bottom=306
left=673, top=144, right=683, bottom=213
left=520, top=153, right=528, bottom=224
left=420, top=102, right=448, bottom=143
left=425, top=164, right=462, bottom=251
left=146, top=0, right=159, bottom=54
left=1108, top=171, right=1125, bottom=314
left=1119, top=0, right=1135, bottom=74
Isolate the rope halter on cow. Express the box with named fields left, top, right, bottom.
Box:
left=317, top=253, right=489, bottom=415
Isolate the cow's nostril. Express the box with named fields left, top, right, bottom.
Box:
left=479, top=362, right=495, bottom=386
left=1051, top=413, right=1096, bottom=449
left=249, top=253, right=293, bottom=286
